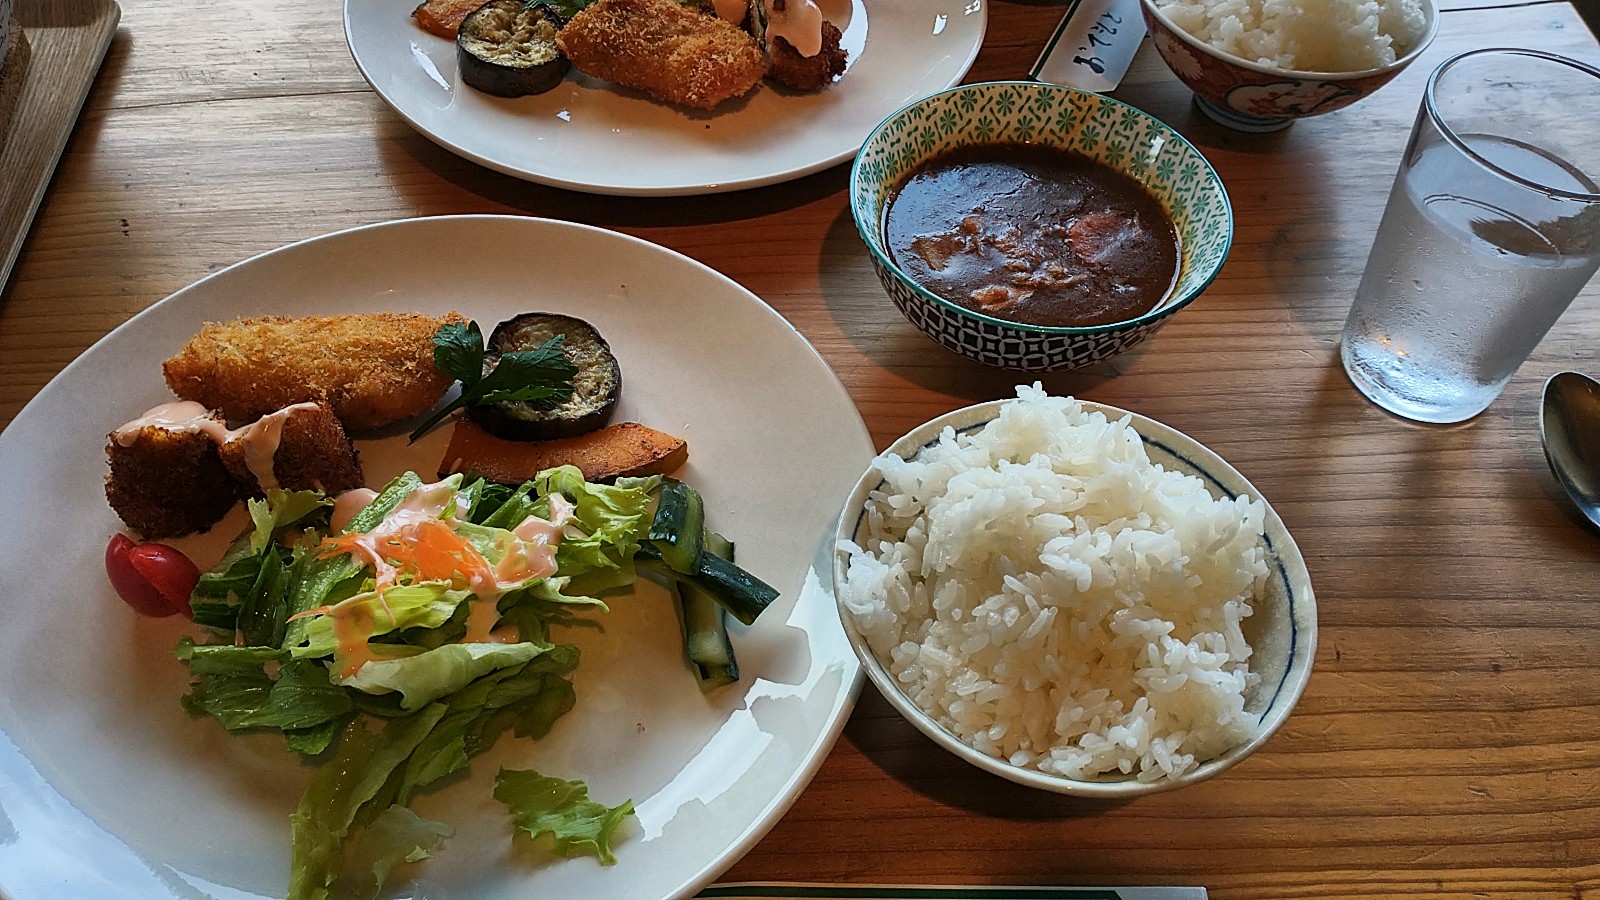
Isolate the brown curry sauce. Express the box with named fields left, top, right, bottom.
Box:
left=883, top=143, right=1180, bottom=328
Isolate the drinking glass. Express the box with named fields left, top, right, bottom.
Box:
left=1340, top=48, right=1600, bottom=424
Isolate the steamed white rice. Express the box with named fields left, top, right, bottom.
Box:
left=1157, top=0, right=1427, bottom=71
left=836, top=387, right=1268, bottom=783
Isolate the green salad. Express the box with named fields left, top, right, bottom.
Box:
left=176, top=466, right=772, bottom=899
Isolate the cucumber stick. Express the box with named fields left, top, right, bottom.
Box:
left=680, top=531, right=738, bottom=689
left=648, top=479, right=705, bottom=574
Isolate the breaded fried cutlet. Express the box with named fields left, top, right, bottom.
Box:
left=557, top=0, right=766, bottom=110
left=765, top=20, right=846, bottom=91
left=218, top=401, right=364, bottom=497
left=106, top=409, right=240, bottom=539
left=162, top=313, right=463, bottom=431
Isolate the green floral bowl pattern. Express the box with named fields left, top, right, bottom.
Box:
left=850, top=81, right=1233, bottom=371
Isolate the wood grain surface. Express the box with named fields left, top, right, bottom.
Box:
left=0, top=0, right=116, bottom=291
left=2, top=0, right=1599, bottom=897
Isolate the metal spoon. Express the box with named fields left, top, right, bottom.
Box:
left=1540, top=371, right=1600, bottom=529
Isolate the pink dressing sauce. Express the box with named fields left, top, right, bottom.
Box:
left=706, top=0, right=825, bottom=58
left=113, top=401, right=230, bottom=445
left=305, top=478, right=579, bottom=672
left=112, top=399, right=320, bottom=491
left=766, top=0, right=824, bottom=58
left=329, top=488, right=380, bottom=533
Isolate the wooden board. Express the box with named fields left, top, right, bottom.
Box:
left=0, top=0, right=119, bottom=292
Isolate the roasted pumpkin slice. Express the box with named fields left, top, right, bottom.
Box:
left=414, top=0, right=485, bottom=39
left=440, top=418, right=687, bottom=484
left=457, top=0, right=571, bottom=97
left=469, top=313, right=621, bottom=440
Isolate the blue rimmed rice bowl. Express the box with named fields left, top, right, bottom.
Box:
left=850, top=81, right=1233, bottom=372
left=832, top=393, right=1317, bottom=797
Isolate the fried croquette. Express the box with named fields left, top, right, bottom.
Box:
left=218, top=401, right=364, bottom=497
left=557, top=0, right=766, bottom=110
left=105, top=406, right=240, bottom=539
left=162, top=313, right=463, bottom=431
left=765, top=20, right=846, bottom=91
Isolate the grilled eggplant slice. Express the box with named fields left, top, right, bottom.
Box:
left=468, top=313, right=621, bottom=440
left=458, top=0, right=570, bottom=98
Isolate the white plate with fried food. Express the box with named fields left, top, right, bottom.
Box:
left=0, top=216, right=873, bottom=899
left=344, top=0, right=987, bottom=195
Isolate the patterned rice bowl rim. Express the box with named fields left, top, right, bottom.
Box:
left=849, top=81, right=1233, bottom=338
left=832, top=398, right=1319, bottom=797
left=1138, top=0, right=1440, bottom=81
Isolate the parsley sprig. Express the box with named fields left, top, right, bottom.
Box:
left=408, top=320, right=577, bottom=442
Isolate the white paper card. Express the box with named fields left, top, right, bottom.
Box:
left=1030, top=0, right=1148, bottom=93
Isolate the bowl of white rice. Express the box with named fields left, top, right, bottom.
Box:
left=833, top=387, right=1316, bottom=796
left=1141, top=0, right=1438, bottom=131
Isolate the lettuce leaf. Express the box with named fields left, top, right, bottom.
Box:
left=493, top=768, right=633, bottom=864
left=285, top=718, right=345, bottom=756
left=188, top=490, right=330, bottom=631
left=398, top=645, right=579, bottom=799
left=333, top=805, right=453, bottom=900
left=236, top=543, right=295, bottom=648
left=288, top=706, right=446, bottom=900
left=335, top=641, right=555, bottom=711
left=344, top=472, right=426, bottom=534
left=174, top=639, right=285, bottom=675
left=249, top=489, right=332, bottom=554
left=533, top=467, right=656, bottom=583
left=188, top=535, right=266, bottom=631
left=286, top=653, right=580, bottom=897
left=175, top=640, right=353, bottom=735
left=478, top=481, right=539, bottom=530
left=289, top=583, right=473, bottom=661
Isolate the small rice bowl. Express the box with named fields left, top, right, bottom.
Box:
left=835, top=387, right=1268, bottom=783
left=1155, top=0, right=1427, bottom=71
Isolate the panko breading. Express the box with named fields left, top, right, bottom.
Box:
left=162, top=313, right=463, bottom=431
left=218, top=401, right=364, bottom=497
left=557, top=0, right=766, bottom=110
left=105, top=416, right=240, bottom=539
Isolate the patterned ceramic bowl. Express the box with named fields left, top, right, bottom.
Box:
left=1140, top=0, right=1439, bottom=132
left=832, top=396, right=1318, bottom=797
left=850, top=82, right=1232, bottom=373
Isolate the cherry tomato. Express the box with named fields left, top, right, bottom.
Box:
left=105, top=534, right=198, bottom=618
left=127, top=543, right=201, bottom=617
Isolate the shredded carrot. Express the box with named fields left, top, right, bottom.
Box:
left=318, top=531, right=369, bottom=558
left=399, top=519, right=497, bottom=590
left=317, top=520, right=494, bottom=594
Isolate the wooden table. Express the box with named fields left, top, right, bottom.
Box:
left=4, top=0, right=1599, bottom=897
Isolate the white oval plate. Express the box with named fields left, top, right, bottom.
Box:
left=344, top=0, right=988, bottom=196
left=0, top=216, right=872, bottom=899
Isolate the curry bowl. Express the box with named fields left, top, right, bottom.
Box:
left=1140, top=0, right=1439, bottom=132
left=849, top=81, right=1232, bottom=372
left=831, top=393, right=1318, bottom=797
